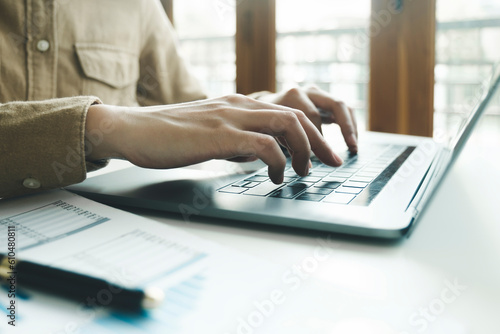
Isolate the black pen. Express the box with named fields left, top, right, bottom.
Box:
left=0, top=254, right=164, bottom=312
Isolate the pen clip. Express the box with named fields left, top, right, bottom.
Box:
left=0, top=257, right=13, bottom=280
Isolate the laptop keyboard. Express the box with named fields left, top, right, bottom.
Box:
left=218, top=145, right=416, bottom=206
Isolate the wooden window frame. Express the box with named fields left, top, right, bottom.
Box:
left=369, top=0, right=436, bottom=137
left=235, top=0, right=276, bottom=95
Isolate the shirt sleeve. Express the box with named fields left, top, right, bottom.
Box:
left=0, top=96, right=103, bottom=198
left=136, top=0, right=208, bottom=106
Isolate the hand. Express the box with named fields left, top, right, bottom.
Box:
left=85, top=95, right=343, bottom=183
left=257, top=86, right=358, bottom=153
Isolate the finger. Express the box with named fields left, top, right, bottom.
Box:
left=276, top=136, right=293, bottom=158
left=276, top=137, right=312, bottom=171
left=306, top=90, right=358, bottom=152
left=254, top=107, right=342, bottom=169
left=276, top=136, right=288, bottom=150
left=228, top=109, right=311, bottom=176
left=293, top=111, right=344, bottom=168
left=282, top=89, right=323, bottom=134
left=234, top=132, right=287, bottom=184
left=318, top=108, right=336, bottom=124
left=267, top=110, right=312, bottom=176
left=229, top=93, right=320, bottom=132
left=298, top=95, right=323, bottom=135
left=304, top=87, right=337, bottom=124
left=332, top=102, right=358, bottom=153
left=230, top=108, right=342, bottom=173
left=226, top=156, right=259, bottom=163
left=349, top=107, right=359, bottom=140
left=223, top=128, right=287, bottom=183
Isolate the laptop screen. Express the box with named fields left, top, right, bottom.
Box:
left=449, top=64, right=500, bottom=159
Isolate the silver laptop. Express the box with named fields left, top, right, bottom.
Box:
left=68, top=67, right=500, bottom=239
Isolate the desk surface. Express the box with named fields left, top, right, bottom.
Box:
left=92, top=126, right=500, bottom=334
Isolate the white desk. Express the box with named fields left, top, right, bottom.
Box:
left=92, top=126, right=500, bottom=334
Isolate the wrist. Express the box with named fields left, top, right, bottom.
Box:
left=84, top=104, right=123, bottom=161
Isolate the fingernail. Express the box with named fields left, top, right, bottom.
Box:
left=350, top=133, right=358, bottom=146
left=333, top=153, right=343, bottom=165
left=270, top=172, right=284, bottom=184
left=348, top=134, right=358, bottom=152
left=309, top=160, right=312, bottom=168
left=303, top=164, right=310, bottom=176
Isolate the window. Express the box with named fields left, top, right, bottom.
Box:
left=276, top=0, right=371, bottom=131
left=435, top=0, right=500, bottom=142
left=170, top=0, right=500, bottom=140
left=174, top=0, right=236, bottom=97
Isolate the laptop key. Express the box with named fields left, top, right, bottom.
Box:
left=270, top=187, right=306, bottom=199
left=231, top=180, right=250, bottom=187
left=313, top=166, right=338, bottom=172
left=219, top=186, right=248, bottom=194
left=322, top=176, right=347, bottom=183
left=242, top=182, right=261, bottom=188
left=284, top=170, right=300, bottom=177
left=336, top=187, right=362, bottom=194
left=362, top=167, right=384, bottom=173
left=245, top=175, right=269, bottom=183
left=288, top=181, right=314, bottom=188
left=305, top=188, right=333, bottom=195
left=355, top=172, right=379, bottom=178
left=323, top=193, right=356, bottom=204
left=243, top=182, right=284, bottom=196
left=314, top=181, right=342, bottom=189
left=349, top=176, right=374, bottom=183
left=370, top=163, right=388, bottom=169
left=331, top=172, right=353, bottom=178
left=308, top=171, right=329, bottom=177
left=298, top=176, right=322, bottom=183
left=347, top=162, right=365, bottom=168
left=343, top=181, right=369, bottom=188
left=337, top=168, right=359, bottom=173
left=283, top=176, right=299, bottom=183
left=296, top=193, right=325, bottom=202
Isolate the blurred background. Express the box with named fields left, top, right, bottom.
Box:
left=170, top=0, right=500, bottom=146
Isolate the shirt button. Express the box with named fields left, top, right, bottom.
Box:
left=23, top=178, right=41, bottom=189
left=37, top=40, right=50, bottom=52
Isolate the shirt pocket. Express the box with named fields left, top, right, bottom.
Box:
left=75, top=43, right=139, bottom=106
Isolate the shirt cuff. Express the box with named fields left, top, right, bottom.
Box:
left=0, top=96, right=102, bottom=198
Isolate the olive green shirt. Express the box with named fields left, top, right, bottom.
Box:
left=0, top=0, right=206, bottom=198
